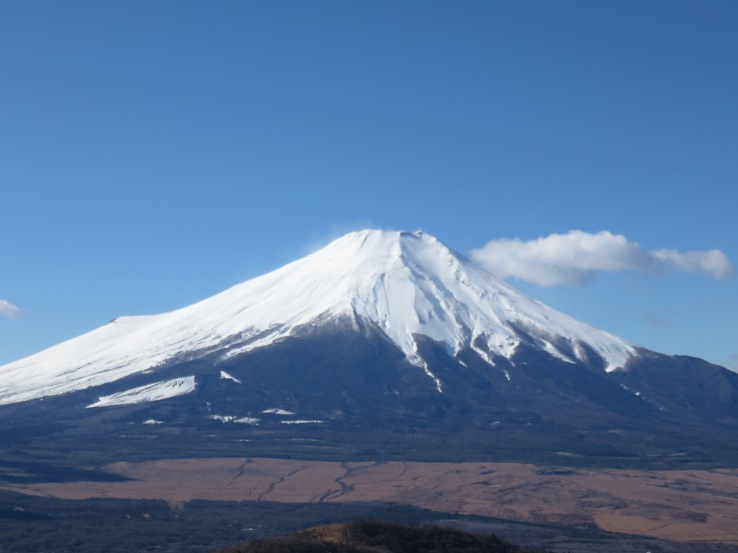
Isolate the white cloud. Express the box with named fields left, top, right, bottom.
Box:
left=651, top=248, right=735, bottom=278
left=0, top=299, right=22, bottom=320
left=471, top=230, right=736, bottom=287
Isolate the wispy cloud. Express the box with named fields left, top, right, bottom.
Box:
left=639, top=309, right=674, bottom=328
left=471, top=230, right=736, bottom=287
left=727, top=354, right=738, bottom=373
left=0, top=299, right=22, bottom=320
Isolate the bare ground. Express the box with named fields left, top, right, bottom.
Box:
left=3, top=458, right=738, bottom=544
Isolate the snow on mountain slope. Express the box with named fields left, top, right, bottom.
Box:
left=0, top=230, right=636, bottom=405
left=86, top=376, right=196, bottom=408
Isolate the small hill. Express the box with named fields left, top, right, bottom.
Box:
left=216, top=519, right=545, bottom=553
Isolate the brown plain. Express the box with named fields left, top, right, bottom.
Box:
left=3, top=458, right=738, bottom=544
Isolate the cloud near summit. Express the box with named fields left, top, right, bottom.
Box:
left=471, top=231, right=736, bottom=287
left=0, top=299, right=22, bottom=320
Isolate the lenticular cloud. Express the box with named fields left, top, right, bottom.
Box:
left=471, top=230, right=735, bottom=287
left=0, top=299, right=22, bottom=320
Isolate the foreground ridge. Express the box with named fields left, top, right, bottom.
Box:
left=216, top=520, right=543, bottom=553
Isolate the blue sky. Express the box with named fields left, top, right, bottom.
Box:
left=1, top=1, right=737, bottom=370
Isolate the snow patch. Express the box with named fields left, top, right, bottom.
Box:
left=219, top=370, right=241, bottom=384
left=262, top=408, right=296, bottom=416
left=234, top=417, right=260, bottom=424
left=208, top=414, right=260, bottom=424
left=208, top=415, right=237, bottom=422
left=87, top=377, right=196, bottom=408
left=280, top=419, right=324, bottom=425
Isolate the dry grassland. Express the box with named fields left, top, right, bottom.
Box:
left=3, top=458, right=738, bottom=544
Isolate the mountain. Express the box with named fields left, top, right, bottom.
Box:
left=0, top=230, right=634, bottom=404
left=2, top=229, right=738, bottom=467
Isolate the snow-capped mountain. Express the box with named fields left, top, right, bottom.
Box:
left=1, top=230, right=634, bottom=405
left=2, top=230, right=738, bottom=467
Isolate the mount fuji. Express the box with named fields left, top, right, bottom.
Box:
left=2, top=230, right=738, bottom=467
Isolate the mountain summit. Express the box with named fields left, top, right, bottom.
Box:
left=2, top=230, right=738, bottom=466
left=1, top=230, right=633, bottom=404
